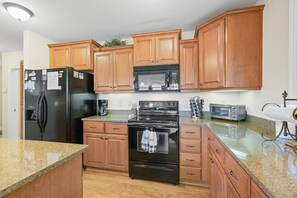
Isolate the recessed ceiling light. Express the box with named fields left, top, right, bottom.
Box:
left=3, top=2, right=33, bottom=21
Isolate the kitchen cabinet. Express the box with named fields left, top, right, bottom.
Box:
left=251, top=180, right=268, bottom=198
left=83, top=121, right=128, bottom=172
left=226, top=177, right=241, bottom=198
left=180, top=125, right=208, bottom=185
left=94, top=45, right=133, bottom=92
left=196, top=5, right=264, bottom=90
left=48, top=40, right=101, bottom=71
left=179, top=39, right=199, bottom=90
left=132, top=29, right=181, bottom=66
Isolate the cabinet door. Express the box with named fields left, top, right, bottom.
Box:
left=71, top=44, right=91, bottom=70
left=83, top=133, right=105, bottom=168
left=207, top=147, right=214, bottom=197
left=214, top=157, right=225, bottom=198
left=155, top=33, right=179, bottom=65
left=133, top=36, right=155, bottom=66
left=94, top=52, right=113, bottom=92
left=180, top=40, right=198, bottom=90
left=251, top=180, right=268, bottom=198
left=113, top=48, right=133, bottom=91
left=226, top=177, right=240, bottom=198
left=49, top=46, right=71, bottom=68
left=199, top=18, right=225, bottom=89
left=105, top=134, right=128, bottom=172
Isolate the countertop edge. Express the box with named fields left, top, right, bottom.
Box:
left=0, top=147, right=87, bottom=197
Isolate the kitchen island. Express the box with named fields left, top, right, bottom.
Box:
left=0, top=138, right=87, bottom=198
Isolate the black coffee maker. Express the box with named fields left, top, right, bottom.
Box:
left=98, top=99, right=108, bottom=116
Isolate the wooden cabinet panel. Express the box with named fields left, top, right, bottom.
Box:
left=105, top=122, right=128, bottom=135
left=71, top=44, right=90, bottom=70
left=207, top=146, right=215, bottom=197
left=225, top=11, right=263, bottom=89
left=214, top=156, right=225, bottom=198
left=132, top=29, right=181, bottom=67
left=251, top=180, right=268, bottom=198
left=179, top=39, right=198, bottom=90
left=225, top=152, right=250, bottom=198
left=133, top=36, right=155, bottom=66
left=180, top=125, right=201, bottom=139
left=226, top=177, right=240, bottom=198
left=83, top=133, right=105, bottom=168
left=213, top=137, right=225, bottom=165
left=83, top=121, right=105, bottom=133
left=105, top=134, right=128, bottom=172
left=155, top=33, right=179, bottom=65
left=49, top=46, right=71, bottom=68
left=113, top=48, right=133, bottom=91
left=180, top=166, right=201, bottom=183
left=49, top=40, right=100, bottom=71
left=199, top=18, right=225, bottom=89
left=180, top=139, right=201, bottom=153
left=94, top=52, right=113, bottom=92
left=180, top=153, right=201, bottom=167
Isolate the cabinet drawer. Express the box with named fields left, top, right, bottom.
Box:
left=180, top=139, right=201, bottom=153
left=206, top=128, right=214, bottom=148
left=180, top=125, right=201, bottom=139
left=84, top=121, right=104, bottom=133
left=180, top=166, right=201, bottom=183
left=180, top=153, right=201, bottom=167
left=213, top=137, right=225, bottom=165
left=105, top=122, right=128, bottom=135
left=225, top=152, right=250, bottom=198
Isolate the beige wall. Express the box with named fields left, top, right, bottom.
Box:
left=1, top=51, right=23, bottom=137
left=23, top=30, right=55, bottom=69
left=239, top=0, right=289, bottom=117
left=0, top=63, right=2, bottom=129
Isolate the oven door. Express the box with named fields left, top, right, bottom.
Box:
left=128, top=123, right=179, bottom=164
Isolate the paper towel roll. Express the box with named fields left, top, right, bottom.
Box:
left=263, top=106, right=297, bottom=123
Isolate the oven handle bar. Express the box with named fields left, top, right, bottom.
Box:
left=134, top=164, right=174, bottom=172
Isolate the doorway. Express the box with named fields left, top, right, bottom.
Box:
left=8, top=68, right=20, bottom=139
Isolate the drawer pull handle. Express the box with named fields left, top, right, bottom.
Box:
left=185, top=131, right=195, bottom=134
left=215, top=149, right=220, bottom=155
left=90, top=127, right=97, bottom=129
left=186, top=145, right=195, bottom=148
left=230, top=170, right=239, bottom=181
left=186, top=173, right=195, bottom=176
left=186, top=159, right=195, bottom=162
left=100, top=137, right=104, bottom=140
left=112, top=128, right=120, bottom=130
left=208, top=137, right=211, bottom=141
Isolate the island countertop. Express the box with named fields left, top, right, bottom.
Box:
left=0, top=138, right=88, bottom=197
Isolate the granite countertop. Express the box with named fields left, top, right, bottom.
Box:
left=0, top=138, right=88, bottom=197
left=82, top=114, right=130, bottom=122
left=180, top=117, right=297, bottom=198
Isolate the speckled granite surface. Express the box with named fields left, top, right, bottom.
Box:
left=82, top=114, right=130, bottom=122
left=180, top=117, right=297, bottom=198
left=0, top=138, right=87, bottom=197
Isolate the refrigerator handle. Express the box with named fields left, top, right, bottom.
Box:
left=42, top=95, right=48, bottom=131
left=36, top=93, right=42, bottom=131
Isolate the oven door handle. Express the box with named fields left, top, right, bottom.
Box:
left=128, top=124, right=178, bottom=130
left=134, top=164, right=174, bottom=172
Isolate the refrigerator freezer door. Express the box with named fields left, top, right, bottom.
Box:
left=25, top=69, right=44, bottom=140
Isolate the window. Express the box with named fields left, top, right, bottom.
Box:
left=289, top=0, right=297, bottom=97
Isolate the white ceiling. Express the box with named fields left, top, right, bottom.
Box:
left=0, top=0, right=258, bottom=58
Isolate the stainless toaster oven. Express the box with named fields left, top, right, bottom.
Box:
left=209, top=104, right=247, bottom=121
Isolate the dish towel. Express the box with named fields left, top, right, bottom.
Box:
left=141, top=128, right=149, bottom=151
left=149, top=130, right=157, bottom=153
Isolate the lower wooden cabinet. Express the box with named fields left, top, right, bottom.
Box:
left=83, top=121, right=128, bottom=172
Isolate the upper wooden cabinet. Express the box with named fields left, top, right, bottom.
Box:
left=132, top=29, right=181, bottom=66
left=179, top=39, right=199, bottom=90
left=196, top=5, right=264, bottom=90
left=48, top=40, right=101, bottom=71
left=94, top=45, right=133, bottom=92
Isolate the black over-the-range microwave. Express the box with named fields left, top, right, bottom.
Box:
left=133, top=65, right=180, bottom=92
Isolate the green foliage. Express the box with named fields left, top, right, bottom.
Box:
left=103, top=38, right=127, bottom=48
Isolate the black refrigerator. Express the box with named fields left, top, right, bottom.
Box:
left=24, top=67, right=96, bottom=143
